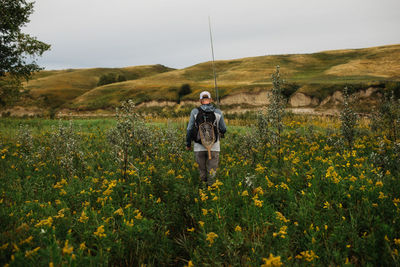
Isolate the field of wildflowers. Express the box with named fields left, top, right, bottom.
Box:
left=0, top=111, right=399, bottom=266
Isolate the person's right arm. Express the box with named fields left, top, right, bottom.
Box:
left=186, top=109, right=196, bottom=148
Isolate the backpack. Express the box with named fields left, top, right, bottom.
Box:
left=192, top=107, right=219, bottom=144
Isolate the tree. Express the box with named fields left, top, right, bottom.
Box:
left=97, top=73, right=126, bottom=86
left=97, top=73, right=116, bottom=86
left=117, top=74, right=126, bottom=82
left=0, top=0, right=51, bottom=106
left=177, top=83, right=191, bottom=103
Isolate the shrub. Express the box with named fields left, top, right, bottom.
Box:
left=340, top=86, right=358, bottom=150
left=371, top=90, right=400, bottom=142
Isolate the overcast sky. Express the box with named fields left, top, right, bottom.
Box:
left=24, top=0, right=400, bottom=70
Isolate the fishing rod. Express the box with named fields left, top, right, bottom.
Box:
left=208, top=16, right=220, bottom=107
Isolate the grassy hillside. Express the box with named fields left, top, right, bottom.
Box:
left=20, top=44, right=400, bottom=111
left=23, top=64, right=174, bottom=108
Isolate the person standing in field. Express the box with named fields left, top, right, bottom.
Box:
left=186, top=91, right=227, bottom=186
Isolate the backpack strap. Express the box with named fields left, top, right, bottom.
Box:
left=195, top=107, right=204, bottom=127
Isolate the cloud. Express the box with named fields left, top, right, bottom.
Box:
left=24, top=0, right=400, bottom=70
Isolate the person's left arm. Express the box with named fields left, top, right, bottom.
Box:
left=216, top=109, right=227, bottom=135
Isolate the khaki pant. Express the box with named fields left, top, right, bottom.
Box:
left=195, top=151, right=219, bottom=186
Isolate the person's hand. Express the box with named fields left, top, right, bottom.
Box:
left=186, top=146, right=191, bottom=151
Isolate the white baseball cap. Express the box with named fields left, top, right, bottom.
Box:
left=199, top=91, right=211, bottom=100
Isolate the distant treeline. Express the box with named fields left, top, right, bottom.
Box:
left=97, top=73, right=127, bottom=86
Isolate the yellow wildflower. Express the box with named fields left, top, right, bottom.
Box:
left=273, top=226, right=287, bottom=238
left=275, top=211, right=290, bottom=223
left=211, top=180, right=223, bottom=188
left=235, top=225, right=242, bottom=232
left=255, top=164, right=266, bottom=173
left=254, top=199, right=263, bottom=207
left=59, top=189, right=67, bottom=196
left=79, top=210, right=89, bottom=223
left=379, top=192, right=387, bottom=199
left=266, top=177, right=274, bottom=188
left=254, top=187, right=264, bottom=195
left=124, top=218, right=134, bottom=227
left=79, top=242, right=86, bottom=250
left=349, top=176, right=357, bottom=182
left=54, top=209, right=65, bottom=219
left=94, top=225, right=106, bottom=238
left=187, top=227, right=195, bottom=232
left=261, top=253, right=283, bottom=267
left=35, top=217, right=53, bottom=227
left=206, top=232, right=218, bottom=246
left=19, top=236, right=33, bottom=245
left=134, top=211, right=143, bottom=220
left=25, top=247, right=40, bottom=258
left=280, top=182, right=289, bottom=190
left=199, top=189, right=208, bottom=201
left=114, top=208, right=124, bottom=216
left=62, top=240, right=73, bottom=255
left=295, top=250, right=319, bottom=262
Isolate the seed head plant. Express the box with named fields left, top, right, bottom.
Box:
left=238, top=128, right=261, bottom=165
left=17, top=124, right=34, bottom=166
left=256, top=65, right=287, bottom=162
left=256, top=108, right=269, bottom=155
left=107, top=100, right=139, bottom=180
left=339, top=86, right=358, bottom=150
left=161, top=121, right=183, bottom=158
left=107, top=100, right=155, bottom=179
left=48, top=120, right=84, bottom=177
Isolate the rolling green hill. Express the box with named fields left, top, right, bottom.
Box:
left=17, top=44, right=400, bottom=114
left=23, top=64, right=174, bottom=108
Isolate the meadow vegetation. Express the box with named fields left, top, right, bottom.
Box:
left=1, top=97, right=399, bottom=266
